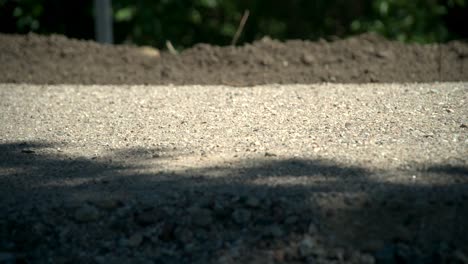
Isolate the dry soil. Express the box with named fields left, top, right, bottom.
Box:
left=0, top=33, right=467, bottom=85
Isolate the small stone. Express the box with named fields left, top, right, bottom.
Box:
left=375, top=50, right=394, bottom=59
left=361, top=239, right=385, bottom=253
left=394, top=243, right=416, bottom=263
left=374, top=244, right=396, bottom=264
left=159, top=222, right=176, bottom=241
left=118, top=237, right=128, bottom=247
left=137, top=46, right=160, bottom=58
left=285, top=215, right=299, bottom=224
left=332, top=248, right=346, bottom=261
left=217, top=255, right=234, bottom=264
left=135, top=209, right=165, bottom=226
left=260, top=56, right=274, bottom=66
left=260, top=36, right=273, bottom=43
left=74, top=205, right=100, bottom=222
left=299, top=235, right=316, bottom=257
left=453, top=250, right=468, bottom=264
left=32, top=223, right=47, bottom=236
left=0, top=252, right=15, bottom=264
left=394, top=225, right=412, bottom=242
left=184, top=242, right=198, bottom=253
left=127, top=233, right=143, bottom=247
left=314, top=246, right=327, bottom=257
left=301, top=53, right=315, bottom=65
left=232, top=209, right=251, bottom=224
left=94, top=255, right=106, bottom=264
left=268, top=225, right=284, bottom=238
left=213, top=201, right=231, bottom=218
left=92, top=198, right=121, bottom=210
left=174, top=227, right=194, bottom=243
left=244, top=196, right=261, bottom=208
left=0, top=241, right=14, bottom=251
left=285, top=246, right=299, bottom=259
left=308, top=222, right=318, bottom=234
left=360, top=253, right=376, bottom=264
left=272, top=249, right=285, bottom=262
left=189, top=208, right=213, bottom=227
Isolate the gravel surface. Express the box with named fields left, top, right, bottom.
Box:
left=1, top=83, right=467, bottom=263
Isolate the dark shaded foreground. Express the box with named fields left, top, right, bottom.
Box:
left=1, top=33, right=467, bottom=86
left=1, top=141, right=467, bottom=264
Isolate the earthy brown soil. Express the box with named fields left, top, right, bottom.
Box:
left=1, top=33, right=467, bottom=85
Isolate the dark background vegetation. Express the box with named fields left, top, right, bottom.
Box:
left=0, top=0, right=467, bottom=49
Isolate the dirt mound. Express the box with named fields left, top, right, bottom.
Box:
left=1, top=33, right=467, bottom=85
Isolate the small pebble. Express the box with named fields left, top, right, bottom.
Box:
left=301, top=53, right=315, bottom=65
left=244, top=196, right=261, bottom=208
left=232, top=209, right=251, bottom=224
left=74, top=205, right=100, bottom=222
left=0, top=252, right=15, bottom=264
left=92, top=198, right=121, bottom=210
left=299, top=235, right=316, bottom=257
left=190, top=208, right=213, bottom=227
left=127, top=233, right=143, bottom=247
left=308, top=222, right=318, bottom=234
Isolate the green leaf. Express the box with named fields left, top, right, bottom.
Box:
left=379, top=1, right=389, bottom=15
left=115, top=7, right=135, bottom=22
left=350, top=20, right=361, bottom=31
left=199, top=0, right=218, bottom=8
left=13, top=7, right=23, bottom=17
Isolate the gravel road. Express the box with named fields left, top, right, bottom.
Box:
left=1, top=83, right=467, bottom=263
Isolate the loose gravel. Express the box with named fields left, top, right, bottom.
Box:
left=0, top=83, right=467, bottom=263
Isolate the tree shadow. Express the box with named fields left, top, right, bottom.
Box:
left=1, top=140, right=467, bottom=263
left=423, top=164, right=468, bottom=177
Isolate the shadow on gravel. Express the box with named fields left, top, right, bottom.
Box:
left=0, top=141, right=126, bottom=181
left=423, top=164, right=468, bottom=177
left=1, top=141, right=467, bottom=263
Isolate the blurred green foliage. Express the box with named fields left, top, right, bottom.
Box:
left=0, top=0, right=466, bottom=48
left=351, top=0, right=466, bottom=43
